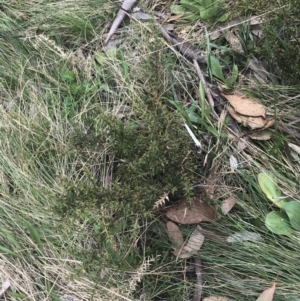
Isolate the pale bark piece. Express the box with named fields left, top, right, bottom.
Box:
left=173, top=226, right=204, bottom=259
left=166, top=198, right=217, bottom=224
left=249, top=129, right=272, bottom=140
left=222, top=93, right=266, bottom=117
left=203, top=296, right=228, bottom=301
left=0, top=279, right=11, bottom=297
left=227, top=231, right=262, bottom=243
left=166, top=221, right=184, bottom=249
left=229, top=155, right=238, bottom=171
left=221, top=197, right=236, bottom=215
left=288, top=143, right=300, bottom=155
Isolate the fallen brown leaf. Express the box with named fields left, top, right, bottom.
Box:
left=223, top=93, right=266, bottom=117
left=166, top=221, right=184, bottom=250
left=166, top=197, right=217, bottom=224
left=167, top=13, right=185, bottom=22
left=173, top=226, right=204, bottom=259
left=226, top=104, right=274, bottom=130
left=247, top=116, right=268, bottom=130
left=249, top=129, right=272, bottom=140
left=225, top=31, right=243, bottom=53
left=221, top=197, right=236, bottom=215
left=263, top=117, right=275, bottom=129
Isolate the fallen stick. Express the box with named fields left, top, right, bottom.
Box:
left=104, top=0, right=138, bottom=45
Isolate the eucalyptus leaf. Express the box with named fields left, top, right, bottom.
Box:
left=284, top=200, right=300, bottom=230
left=181, top=12, right=199, bottom=23
left=257, top=173, right=286, bottom=208
left=265, top=211, right=293, bottom=236
left=180, top=0, right=202, bottom=13
left=170, top=4, right=186, bottom=14
left=200, top=1, right=223, bottom=20
left=206, top=55, right=225, bottom=81
left=217, top=12, right=229, bottom=22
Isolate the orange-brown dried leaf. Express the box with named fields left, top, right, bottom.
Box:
left=173, top=226, right=204, bottom=259
left=263, top=117, right=275, bottom=129
left=247, top=116, right=267, bottom=130
left=165, top=198, right=217, bottom=225
left=226, top=105, right=245, bottom=124
left=166, top=221, right=184, bottom=250
left=223, top=93, right=266, bottom=117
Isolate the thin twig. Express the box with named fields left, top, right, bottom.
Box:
left=104, top=0, right=138, bottom=45
left=192, top=256, right=202, bottom=301
left=158, top=25, right=206, bottom=64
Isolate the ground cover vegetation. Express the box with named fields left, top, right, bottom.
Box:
left=0, top=0, right=300, bottom=300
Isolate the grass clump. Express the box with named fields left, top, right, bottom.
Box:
left=258, top=0, right=300, bottom=85
left=1, top=0, right=300, bottom=300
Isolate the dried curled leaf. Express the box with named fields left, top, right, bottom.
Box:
left=166, top=221, right=184, bottom=249
left=249, top=129, right=272, bottom=140
left=173, top=226, right=204, bottom=259
left=223, top=93, right=266, bottom=117
left=165, top=198, right=217, bottom=224
left=226, top=105, right=274, bottom=130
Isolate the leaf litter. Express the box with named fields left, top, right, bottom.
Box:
left=256, top=282, right=276, bottom=301
left=223, top=92, right=275, bottom=131
left=166, top=221, right=184, bottom=250
left=165, top=197, right=218, bottom=224
left=221, top=197, right=236, bottom=215
left=173, top=226, right=205, bottom=259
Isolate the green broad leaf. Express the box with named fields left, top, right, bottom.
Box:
left=206, top=54, right=225, bottom=81
left=257, top=173, right=286, bottom=208
left=180, top=0, right=202, bottom=13
left=284, top=200, right=300, bottom=230
left=265, top=211, right=293, bottom=235
left=224, top=64, right=239, bottom=89
left=177, top=11, right=199, bottom=23
left=187, top=112, right=202, bottom=124
left=217, top=12, right=229, bottom=22
left=187, top=101, right=198, bottom=114
left=200, top=1, right=223, bottom=20
left=170, top=4, right=186, bottom=14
